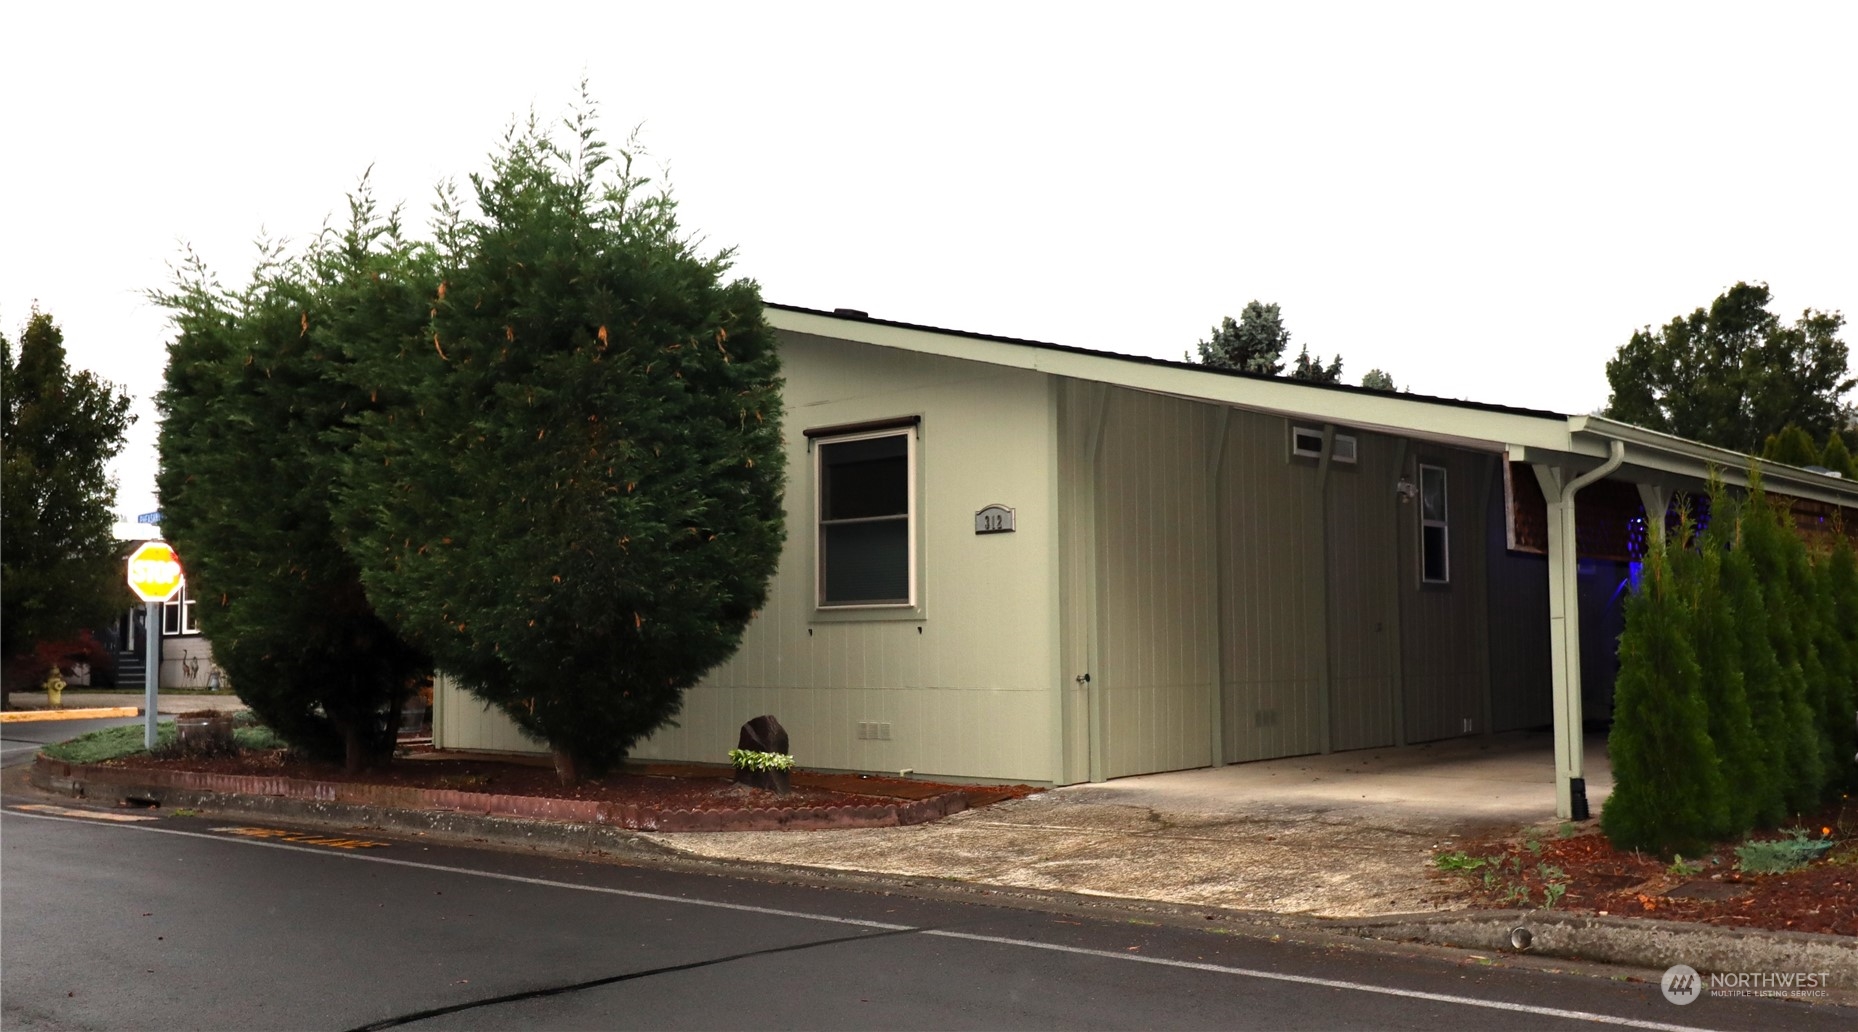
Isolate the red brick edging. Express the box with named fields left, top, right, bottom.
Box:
left=29, top=755, right=967, bottom=832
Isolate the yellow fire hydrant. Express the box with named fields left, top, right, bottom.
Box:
left=43, top=670, right=66, bottom=708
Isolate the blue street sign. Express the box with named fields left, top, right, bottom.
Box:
left=136, top=511, right=162, bottom=524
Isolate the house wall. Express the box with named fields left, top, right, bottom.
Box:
left=1487, top=482, right=1553, bottom=733
left=1397, top=448, right=1497, bottom=743
left=1218, top=407, right=1331, bottom=762
left=434, top=332, right=1062, bottom=782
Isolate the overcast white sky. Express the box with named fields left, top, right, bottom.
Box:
left=4, top=3, right=1854, bottom=535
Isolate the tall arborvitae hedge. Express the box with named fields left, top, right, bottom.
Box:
left=1676, top=510, right=1761, bottom=838
left=1818, top=531, right=1858, bottom=788
left=1736, top=475, right=1828, bottom=811
left=1602, top=530, right=1726, bottom=856
left=1715, top=515, right=1792, bottom=827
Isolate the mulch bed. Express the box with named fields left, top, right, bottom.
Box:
left=1438, top=799, right=1858, bottom=937
left=96, top=747, right=1040, bottom=817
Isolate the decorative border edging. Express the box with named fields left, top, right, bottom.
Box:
left=28, top=755, right=968, bottom=832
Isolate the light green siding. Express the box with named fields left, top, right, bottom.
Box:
left=1092, top=389, right=1219, bottom=778
left=435, top=331, right=1062, bottom=783
left=1218, top=408, right=1327, bottom=762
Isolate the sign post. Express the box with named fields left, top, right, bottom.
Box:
left=125, top=542, right=185, bottom=750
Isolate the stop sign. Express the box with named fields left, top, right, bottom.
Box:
left=126, top=541, right=185, bottom=602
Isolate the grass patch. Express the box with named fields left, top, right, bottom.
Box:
left=41, top=721, right=176, bottom=764
left=39, top=716, right=286, bottom=764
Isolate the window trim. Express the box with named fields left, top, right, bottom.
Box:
left=1291, top=425, right=1357, bottom=464
left=813, top=424, right=918, bottom=610
left=1418, top=462, right=1450, bottom=585
left=162, top=582, right=199, bottom=636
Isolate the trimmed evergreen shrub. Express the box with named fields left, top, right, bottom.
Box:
left=1735, top=473, right=1826, bottom=811
left=1674, top=513, right=1761, bottom=838
left=1819, top=533, right=1858, bottom=788
left=1603, top=531, right=1726, bottom=857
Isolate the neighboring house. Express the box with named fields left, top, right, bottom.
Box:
left=434, top=305, right=1858, bottom=819
left=110, top=540, right=219, bottom=691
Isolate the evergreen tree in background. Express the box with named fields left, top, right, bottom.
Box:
left=1602, top=526, right=1726, bottom=856
left=1288, top=344, right=1342, bottom=383
left=1196, top=301, right=1289, bottom=375
left=1, top=310, right=134, bottom=690
left=1360, top=368, right=1397, bottom=391
left=336, top=105, right=786, bottom=782
left=153, top=198, right=430, bottom=771
left=1821, top=432, right=1858, bottom=480
left=1602, top=282, right=1853, bottom=454
left=1760, top=423, right=1821, bottom=467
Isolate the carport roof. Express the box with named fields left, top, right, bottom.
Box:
left=767, top=303, right=1858, bottom=510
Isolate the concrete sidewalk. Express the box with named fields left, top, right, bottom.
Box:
left=646, top=731, right=1608, bottom=919
left=3, top=691, right=248, bottom=716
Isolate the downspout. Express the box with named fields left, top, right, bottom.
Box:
left=1085, top=384, right=1112, bottom=783
left=1534, top=438, right=1625, bottom=820
left=1388, top=440, right=1408, bottom=748
left=1207, top=407, right=1233, bottom=768
left=1316, top=425, right=1336, bottom=755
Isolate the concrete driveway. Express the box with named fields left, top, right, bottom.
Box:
left=649, top=730, right=1612, bottom=919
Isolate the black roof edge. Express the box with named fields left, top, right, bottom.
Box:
left=765, top=302, right=1570, bottom=423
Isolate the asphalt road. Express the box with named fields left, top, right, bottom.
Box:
left=3, top=800, right=1847, bottom=1031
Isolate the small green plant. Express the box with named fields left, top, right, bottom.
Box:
left=171, top=808, right=198, bottom=818
left=1736, top=827, right=1837, bottom=874
left=728, top=748, right=794, bottom=772
left=1537, top=864, right=1569, bottom=909
left=1522, top=829, right=1544, bottom=855
left=1667, top=855, right=1704, bottom=877
left=1433, top=851, right=1488, bottom=872
left=1558, top=822, right=1578, bottom=839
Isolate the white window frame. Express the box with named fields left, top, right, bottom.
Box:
left=1291, top=425, right=1357, bottom=464
left=814, top=425, right=918, bottom=609
left=1419, top=463, right=1450, bottom=585
left=162, top=582, right=199, bottom=636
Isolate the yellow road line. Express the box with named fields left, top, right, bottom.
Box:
left=0, top=706, right=140, bottom=722
left=11, top=803, right=160, bottom=822
left=209, top=826, right=389, bottom=850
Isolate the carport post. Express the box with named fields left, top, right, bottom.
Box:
left=1532, top=441, right=1624, bottom=820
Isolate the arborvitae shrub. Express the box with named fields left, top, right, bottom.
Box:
left=1818, top=534, right=1858, bottom=789
left=1603, top=533, right=1726, bottom=856
left=1675, top=518, right=1760, bottom=838
left=1736, top=475, right=1827, bottom=812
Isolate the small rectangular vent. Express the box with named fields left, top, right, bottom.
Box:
left=1254, top=709, right=1278, bottom=728
left=856, top=721, right=894, bottom=741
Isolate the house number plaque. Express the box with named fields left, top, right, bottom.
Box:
left=974, top=504, right=1015, bottom=534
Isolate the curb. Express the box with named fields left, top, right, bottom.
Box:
left=1324, top=909, right=1858, bottom=984
left=28, top=755, right=967, bottom=832
left=0, top=707, right=140, bottom=723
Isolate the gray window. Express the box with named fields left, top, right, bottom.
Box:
left=1419, top=463, right=1449, bottom=584
left=817, top=429, right=915, bottom=606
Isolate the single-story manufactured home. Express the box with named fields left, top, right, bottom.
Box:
left=434, top=305, right=1858, bottom=819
